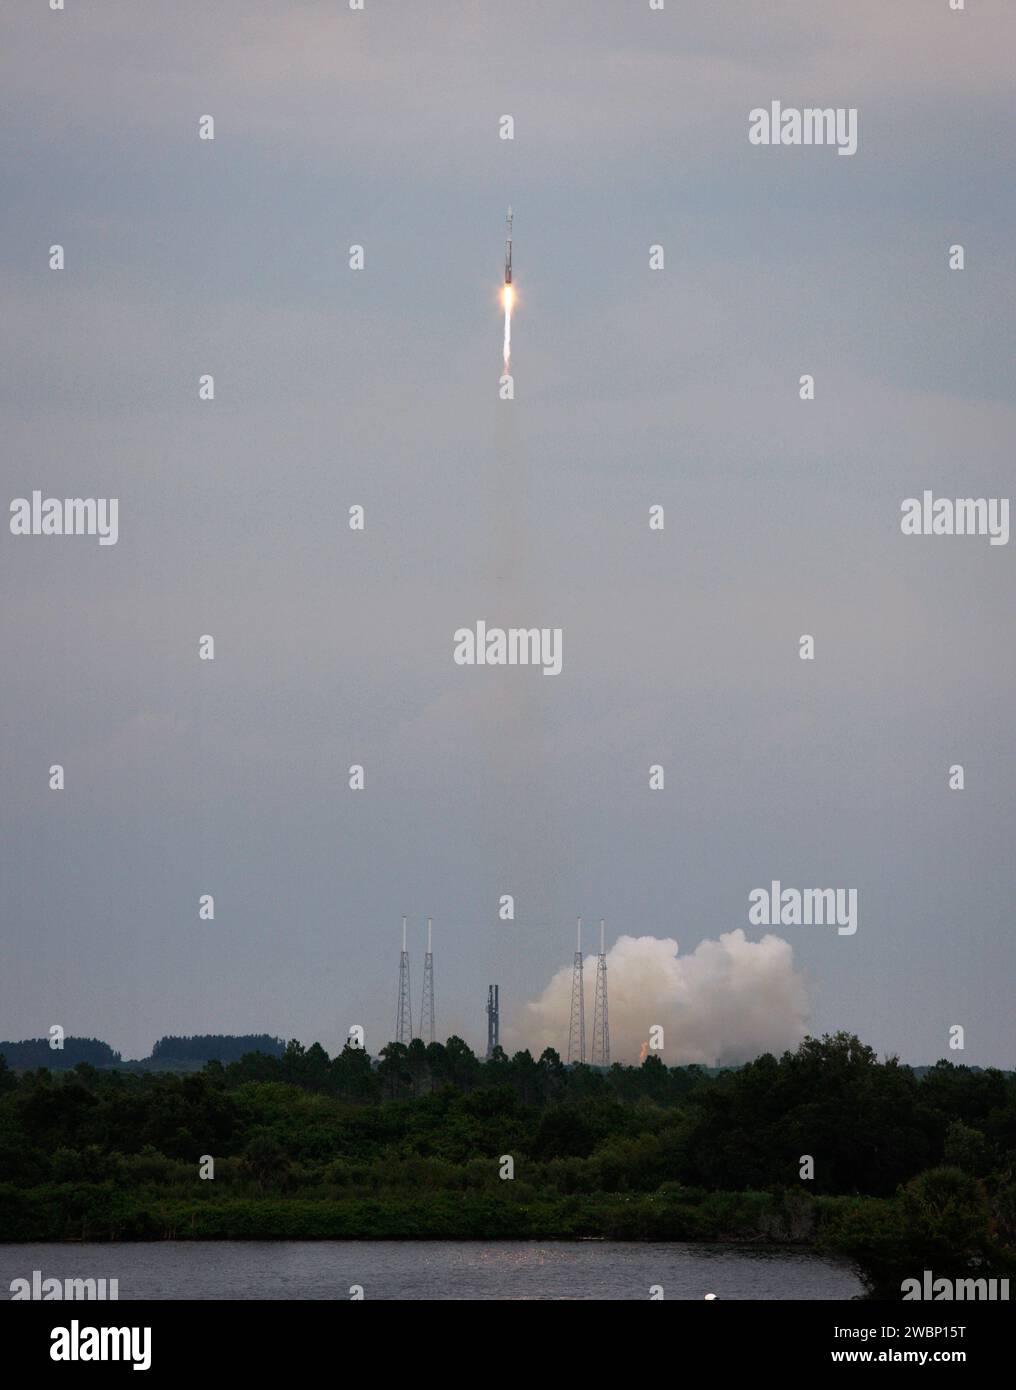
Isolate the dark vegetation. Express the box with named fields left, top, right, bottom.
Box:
left=149, top=1035, right=285, bottom=1065
left=0, top=1037, right=121, bottom=1069
left=0, top=1032, right=1013, bottom=1298
left=0, top=1034, right=283, bottom=1072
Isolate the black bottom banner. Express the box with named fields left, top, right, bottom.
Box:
left=5, top=1299, right=1004, bottom=1375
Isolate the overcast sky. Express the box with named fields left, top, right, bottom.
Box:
left=2, top=0, right=1014, bottom=1065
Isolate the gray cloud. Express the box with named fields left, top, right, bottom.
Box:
left=2, top=2, right=1014, bottom=1064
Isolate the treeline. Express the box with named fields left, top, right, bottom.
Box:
left=1, top=1033, right=1014, bottom=1295
left=0, top=1034, right=285, bottom=1072
left=150, top=1035, right=285, bottom=1064
left=219, top=1033, right=1016, bottom=1199
left=3, top=1034, right=1015, bottom=1199
left=0, top=1037, right=120, bottom=1069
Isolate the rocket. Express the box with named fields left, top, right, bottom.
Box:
left=504, top=205, right=512, bottom=285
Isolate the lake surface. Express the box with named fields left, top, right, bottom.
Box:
left=1, top=1241, right=863, bottom=1300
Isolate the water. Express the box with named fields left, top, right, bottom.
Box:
left=1, top=1241, right=863, bottom=1300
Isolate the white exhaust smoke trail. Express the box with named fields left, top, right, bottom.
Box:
left=511, top=930, right=810, bottom=1066
left=503, top=287, right=512, bottom=368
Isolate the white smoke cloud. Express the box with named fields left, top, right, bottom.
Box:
left=511, top=930, right=810, bottom=1067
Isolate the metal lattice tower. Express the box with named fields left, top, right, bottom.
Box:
left=420, top=917, right=436, bottom=1044
left=486, top=984, right=500, bottom=1058
left=395, top=915, right=413, bottom=1044
left=567, top=916, right=586, bottom=1064
left=591, top=918, right=610, bottom=1067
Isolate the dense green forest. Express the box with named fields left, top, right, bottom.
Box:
left=1, top=1032, right=1013, bottom=1298
left=149, top=1035, right=285, bottom=1065
left=0, top=1034, right=284, bottom=1071
left=0, top=1037, right=121, bottom=1069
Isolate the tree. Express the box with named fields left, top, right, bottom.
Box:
left=377, top=1043, right=412, bottom=1100
left=943, top=1120, right=991, bottom=1177
left=404, top=1039, right=431, bottom=1097
left=896, top=1166, right=993, bottom=1268
left=241, top=1136, right=290, bottom=1191
left=442, top=1036, right=481, bottom=1093
left=331, top=1043, right=380, bottom=1102
left=824, top=1166, right=1000, bottom=1298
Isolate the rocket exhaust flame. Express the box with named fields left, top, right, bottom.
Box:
left=502, top=206, right=513, bottom=368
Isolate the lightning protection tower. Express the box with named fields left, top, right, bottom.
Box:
left=420, top=917, right=436, bottom=1045
left=591, top=918, right=610, bottom=1067
left=567, top=916, right=586, bottom=1064
left=395, top=915, right=413, bottom=1045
